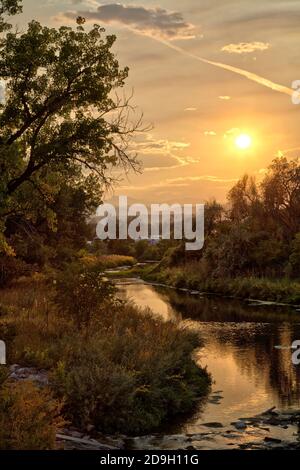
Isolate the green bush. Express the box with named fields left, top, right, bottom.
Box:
left=0, top=256, right=33, bottom=287
left=51, top=304, right=210, bottom=434
left=145, top=264, right=300, bottom=305
left=0, top=279, right=211, bottom=436
left=54, top=264, right=118, bottom=329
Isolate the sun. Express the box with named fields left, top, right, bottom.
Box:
left=235, top=133, right=252, bottom=150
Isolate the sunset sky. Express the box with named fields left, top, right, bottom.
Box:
left=18, top=0, right=300, bottom=203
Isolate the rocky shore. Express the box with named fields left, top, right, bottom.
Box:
left=130, top=407, right=300, bottom=451
left=9, top=365, right=300, bottom=451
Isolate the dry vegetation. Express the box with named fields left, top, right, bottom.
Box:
left=0, top=271, right=210, bottom=444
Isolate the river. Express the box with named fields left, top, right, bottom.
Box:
left=116, top=278, right=300, bottom=449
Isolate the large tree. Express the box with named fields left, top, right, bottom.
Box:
left=0, top=1, right=141, bottom=254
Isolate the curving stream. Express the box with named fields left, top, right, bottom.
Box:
left=116, top=278, right=300, bottom=450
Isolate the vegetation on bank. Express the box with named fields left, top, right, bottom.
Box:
left=0, top=266, right=211, bottom=445
left=0, top=378, right=65, bottom=450
left=92, top=158, right=300, bottom=304
left=118, top=157, right=300, bottom=305
left=143, top=265, right=300, bottom=305
left=79, top=253, right=136, bottom=270
left=0, top=0, right=299, bottom=451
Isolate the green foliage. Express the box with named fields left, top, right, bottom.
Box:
left=0, top=255, right=32, bottom=286
left=154, top=157, right=300, bottom=284
left=146, top=266, right=300, bottom=305
left=0, top=281, right=210, bottom=435
left=79, top=253, right=136, bottom=270
left=0, top=5, right=141, bottom=273
left=0, top=380, right=65, bottom=450
left=54, top=264, right=118, bottom=328
left=288, top=233, right=300, bottom=278
left=51, top=303, right=210, bottom=434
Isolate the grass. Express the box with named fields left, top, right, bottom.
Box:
left=142, top=262, right=300, bottom=305
left=79, top=254, right=136, bottom=270
left=0, top=277, right=210, bottom=436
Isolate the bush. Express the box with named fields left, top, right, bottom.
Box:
left=0, top=256, right=33, bottom=287
left=79, top=254, right=136, bottom=270
left=0, top=280, right=211, bottom=436
left=0, top=380, right=65, bottom=450
left=288, top=233, right=300, bottom=278
left=51, top=304, right=210, bottom=434
left=54, top=264, right=118, bottom=329
left=144, top=263, right=300, bottom=304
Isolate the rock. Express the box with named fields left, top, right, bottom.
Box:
left=9, top=366, right=49, bottom=386
left=67, top=430, right=84, bottom=439
left=86, top=424, right=95, bottom=433
left=239, top=417, right=261, bottom=424
left=265, top=417, right=281, bottom=426
left=202, top=422, right=224, bottom=428
left=264, top=437, right=282, bottom=444
left=239, top=444, right=249, bottom=449
left=261, top=406, right=278, bottom=416
left=56, top=433, right=118, bottom=450
left=222, top=433, right=241, bottom=439
left=258, top=426, right=270, bottom=432
left=233, top=421, right=247, bottom=430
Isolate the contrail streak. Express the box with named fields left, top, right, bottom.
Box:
left=156, top=38, right=294, bottom=97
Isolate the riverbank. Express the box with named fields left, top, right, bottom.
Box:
left=128, top=264, right=300, bottom=306
left=6, top=364, right=300, bottom=450
left=128, top=406, right=300, bottom=450
left=0, top=273, right=211, bottom=449
left=116, top=279, right=300, bottom=450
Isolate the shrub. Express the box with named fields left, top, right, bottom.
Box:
left=51, top=304, right=210, bottom=434
left=54, top=264, right=118, bottom=329
left=0, top=256, right=33, bottom=287
left=0, top=381, right=65, bottom=450
left=0, top=280, right=211, bottom=436
left=288, top=233, right=300, bottom=279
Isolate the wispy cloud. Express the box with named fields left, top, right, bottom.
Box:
left=60, top=3, right=196, bottom=40
left=204, top=131, right=217, bottom=136
left=224, top=127, right=240, bottom=138
left=218, top=95, right=231, bottom=100
left=156, top=38, right=294, bottom=97
left=277, top=147, right=300, bottom=158
left=130, top=134, right=195, bottom=172
left=57, top=4, right=294, bottom=97
left=221, top=41, right=270, bottom=54
left=120, top=175, right=238, bottom=192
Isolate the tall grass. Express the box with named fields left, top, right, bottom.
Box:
left=0, top=279, right=210, bottom=435
left=80, top=254, right=136, bottom=270
left=145, top=262, right=300, bottom=304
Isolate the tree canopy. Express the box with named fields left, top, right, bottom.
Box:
left=0, top=1, right=141, bottom=256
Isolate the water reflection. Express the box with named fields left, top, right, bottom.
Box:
left=118, top=281, right=300, bottom=427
